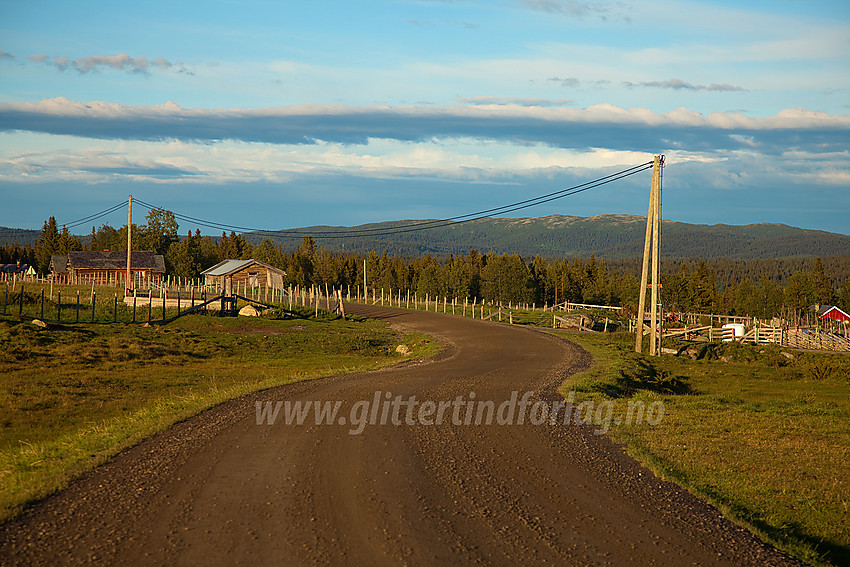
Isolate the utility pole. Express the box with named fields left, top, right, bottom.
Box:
left=363, top=259, right=367, bottom=301
left=126, top=194, right=133, bottom=291
left=635, top=156, right=664, bottom=355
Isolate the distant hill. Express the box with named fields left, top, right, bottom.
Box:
left=0, top=227, right=40, bottom=247
left=4, top=215, right=849, bottom=259
left=251, top=214, right=850, bottom=259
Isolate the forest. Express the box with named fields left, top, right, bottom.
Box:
left=2, top=210, right=849, bottom=318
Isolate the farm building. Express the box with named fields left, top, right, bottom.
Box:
left=202, top=259, right=286, bottom=293
left=815, top=304, right=850, bottom=323
left=50, top=251, right=166, bottom=284
left=0, top=261, right=36, bottom=278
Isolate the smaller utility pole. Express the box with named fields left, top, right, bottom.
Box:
left=126, top=194, right=133, bottom=291
left=363, top=259, right=367, bottom=301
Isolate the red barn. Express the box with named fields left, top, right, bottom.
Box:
left=817, top=305, right=850, bottom=323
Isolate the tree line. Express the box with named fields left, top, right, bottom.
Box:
left=1, top=210, right=848, bottom=317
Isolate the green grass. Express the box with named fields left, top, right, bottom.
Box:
left=0, top=307, right=437, bottom=523
left=554, top=331, right=850, bottom=567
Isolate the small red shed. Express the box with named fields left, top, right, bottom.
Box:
left=817, top=305, right=850, bottom=323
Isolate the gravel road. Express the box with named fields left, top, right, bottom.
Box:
left=0, top=305, right=803, bottom=566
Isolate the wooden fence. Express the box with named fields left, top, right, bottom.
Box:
left=660, top=324, right=850, bottom=352
left=784, top=328, right=850, bottom=351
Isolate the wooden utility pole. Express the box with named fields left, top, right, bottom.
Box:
left=363, top=259, right=367, bottom=301
left=126, top=194, right=133, bottom=290
left=635, top=156, right=664, bottom=355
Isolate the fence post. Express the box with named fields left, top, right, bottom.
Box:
left=114, top=294, right=118, bottom=323
left=3, top=282, right=7, bottom=315
left=57, top=291, right=61, bottom=322
left=41, top=288, right=45, bottom=320
left=76, top=291, right=80, bottom=322
left=91, top=292, right=96, bottom=323
left=19, top=283, right=24, bottom=317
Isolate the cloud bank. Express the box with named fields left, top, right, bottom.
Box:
left=0, top=98, right=847, bottom=156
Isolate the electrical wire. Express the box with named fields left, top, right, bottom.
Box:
left=131, top=161, right=654, bottom=240
left=60, top=201, right=128, bottom=230
left=134, top=161, right=652, bottom=237
left=316, top=164, right=654, bottom=239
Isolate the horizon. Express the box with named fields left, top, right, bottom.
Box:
left=3, top=211, right=849, bottom=239
left=1, top=1, right=848, bottom=234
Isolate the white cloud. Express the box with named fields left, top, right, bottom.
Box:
left=4, top=96, right=848, bottom=129
left=0, top=100, right=846, bottom=191
left=0, top=132, right=659, bottom=185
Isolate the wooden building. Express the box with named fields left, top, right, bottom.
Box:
left=816, top=305, right=850, bottom=323
left=0, top=261, right=36, bottom=278
left=202, top=259, right=286, bottom=293
left=50, top=251, right=165, bottom=284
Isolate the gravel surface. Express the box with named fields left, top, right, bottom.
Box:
left=0, top=305, right=804, bottom=566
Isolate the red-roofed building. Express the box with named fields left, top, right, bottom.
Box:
left=816, top=305, right=850, bottom=323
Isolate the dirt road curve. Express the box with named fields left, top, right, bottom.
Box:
left=1, top=305, right=801, bottom=566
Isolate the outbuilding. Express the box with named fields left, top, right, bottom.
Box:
left=0, top=261, right=36, bottom=278
left=202, top=259, right=286, bottom=294
left=816, top=305, right=850, bottom=323
left=50, top=251, right=165, bottom=285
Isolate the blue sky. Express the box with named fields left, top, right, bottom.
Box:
left=1, top=0, right=848, bottom=237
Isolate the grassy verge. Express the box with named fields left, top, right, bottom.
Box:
left=0, top=308, right=438, bottom=523
left=552, top=330, right=849, bottom=566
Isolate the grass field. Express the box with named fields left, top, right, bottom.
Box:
left=0, top=307, right=437, bottom=523
left=557, top=331, right=850, bottom=567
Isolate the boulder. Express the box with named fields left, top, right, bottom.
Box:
left=239, top=304, right=262, bottom=317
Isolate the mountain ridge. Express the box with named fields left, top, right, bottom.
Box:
left=250, top=214, right=849, bottom=258
left=2, top=214, right=848, bottom=259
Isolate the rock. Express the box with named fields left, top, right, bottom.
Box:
left=660, top=347, right=679, bottom=355
left=395, top=344, right=412, bottom=355
left=780, top=351, right=795, bottom=359
left=31, top=319, right=48, bottom=328
left=239, top=305, right=262, bottom=317
left=720, top=355, right=732, bottom=363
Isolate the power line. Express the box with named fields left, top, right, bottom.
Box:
left=312, top=163, right=654, bottom=239
left=60, top=201, right=128, bottom=230
left=135, top=161, right=651, bottom=237
left=131, top=161, right=654, bottom=240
